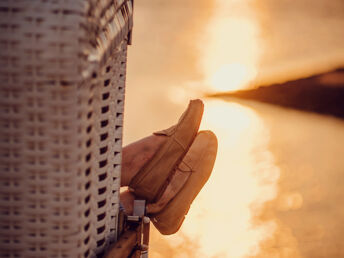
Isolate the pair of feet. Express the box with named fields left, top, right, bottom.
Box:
left=120, top=100, right=217, bottom=235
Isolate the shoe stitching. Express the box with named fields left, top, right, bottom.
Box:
left=172, top=136, right=188, bottom=150
left=129, top=101, right=203, bottom=199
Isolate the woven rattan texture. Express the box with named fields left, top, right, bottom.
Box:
left=0, top=0, right=132, bottom=257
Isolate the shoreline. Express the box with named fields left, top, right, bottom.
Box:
left=209, top=68, right=344, bottom=119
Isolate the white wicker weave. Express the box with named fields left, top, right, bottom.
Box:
left=0, top=1, right=133, bottom=257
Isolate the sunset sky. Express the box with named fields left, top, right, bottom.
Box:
left=124, top=1, right=344, bottom=257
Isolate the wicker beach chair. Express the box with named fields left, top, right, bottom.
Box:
left=0, top=0, right=133, bottom=257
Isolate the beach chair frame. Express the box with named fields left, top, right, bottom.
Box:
left=0, top=0, right=133, bottom=257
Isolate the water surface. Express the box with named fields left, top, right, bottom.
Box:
left=125, top=0, right=344, bottom=257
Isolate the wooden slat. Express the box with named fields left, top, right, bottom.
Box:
left=105, top=230, right=137, bottom=258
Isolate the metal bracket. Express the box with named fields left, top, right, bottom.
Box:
left=133, top=200, right=146, bottom=217
left=129, top=200, right=150, bottom=258
left=105, top=199, right=150, bottom=258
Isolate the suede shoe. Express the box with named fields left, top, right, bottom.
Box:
left=150, top=130, right=217, bottom=235
left=129, top=99, right=204, bottom=203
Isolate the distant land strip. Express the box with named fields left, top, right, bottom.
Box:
left=209, top=68, right=344, bottom=119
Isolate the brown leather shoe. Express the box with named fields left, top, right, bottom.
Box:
left=129, top=99, right=204, bottom=203
left=150, top=130, right=218, bottom=235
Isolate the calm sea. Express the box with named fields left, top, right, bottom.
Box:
left=125, top=0, right=344, bottom=257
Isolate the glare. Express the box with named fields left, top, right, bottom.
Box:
left=209, top=63, right=257, bottom=92
left=200, top=1, right=260, bottom=92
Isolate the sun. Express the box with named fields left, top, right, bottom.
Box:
left=208, top=63, right=256, bottom=92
